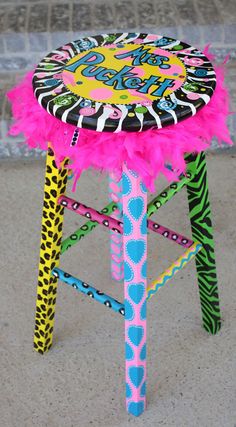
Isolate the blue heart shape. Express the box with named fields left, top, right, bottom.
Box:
left=125, top=299, right=134, bottom=321
left=140, top=344, right=146, bottom=361
left=125, top=342, right=134, bottom=361
left=140, top=381, right=146, bottom=397
left=141, top=260, right=147, bottom=278
left=128, top=197, right=144, bottom=221
left=124, top=261, right=134, bottom=282
left=140, top=301, right=146, bottom=321
left=123, top=214, right=133, bottom=236
left=128, top=401, right=144, bottom=417
left=140, top=216, right=147, bottom=235
left=128, top=325, right=144, bottom=346
left=126, top=240, right=146, bottom=264
left=126, top=382, right=132, bottom=398
left=122, top=173, right=131, bottom=196
left=129, top=366, right=144, bottom=388
left=128, top=283, right=145, bottom=304
left=140, top=181, right=147, bottom=194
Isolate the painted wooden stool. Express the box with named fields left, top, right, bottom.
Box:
left=8, top=32, right=232, bottom=417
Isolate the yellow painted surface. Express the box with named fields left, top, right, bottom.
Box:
left=63, top=44, right=186, bottom=104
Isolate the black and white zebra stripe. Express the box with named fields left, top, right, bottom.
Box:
left=33, top=32, right=217, bottom=133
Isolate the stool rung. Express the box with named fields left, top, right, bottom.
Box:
left=58, top=195, right=122, bottom=233
left=147, top=219, right=193, bottom=248
left=61, top=201, right=117, bottom=254
left=147, top=173, right=192, bottom=218
left=147, top=242, right=203, bottom=300
left=52, top=267, right=125, bottom=316
left=59, top=196, right=193, bottom=248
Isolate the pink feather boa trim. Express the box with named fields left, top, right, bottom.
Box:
left=7, top=46, right=233, bottom=192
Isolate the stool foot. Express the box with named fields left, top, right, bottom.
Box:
left=109, top=173, right=123, bottom=282
left=122, top=166, right=147, bottom=416
left=34, top=147, right=68, bottom=354
left=186, top=152, right=221, bottom=335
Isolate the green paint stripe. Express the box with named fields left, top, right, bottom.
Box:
left=186, top=152, right=221, bottom=335
left=147, top=173, right=192, bottom=218
left=61, top=162, right=195, bottom=254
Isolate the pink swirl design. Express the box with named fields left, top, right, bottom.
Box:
left=105, top=106, right=122, bottom=119
left=128, top=89, right=152, bottom=106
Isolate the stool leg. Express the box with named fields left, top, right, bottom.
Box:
left=109, top=172, right=123, bottom=282
left=186, top=152, right=221, bottom=334
left=34, top=147, right=68, bottom=354
left=122, top=166, right=147, bottom=416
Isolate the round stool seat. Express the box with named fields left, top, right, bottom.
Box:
left=33, top=32, right=216, bottom=133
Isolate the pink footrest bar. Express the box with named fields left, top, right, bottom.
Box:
left=58, top=195, right=122, bottom=233
left=147, top=219, right=193, bottom=248
left=58, top=195, right=193, bottom=248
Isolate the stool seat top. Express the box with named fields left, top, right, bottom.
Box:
left=33, top=33, right=216, bottom=133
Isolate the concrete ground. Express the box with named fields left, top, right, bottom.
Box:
left=0, top=151, right=236, bottom=427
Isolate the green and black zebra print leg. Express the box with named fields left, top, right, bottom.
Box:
left=186, top=152, right=221, bottom=335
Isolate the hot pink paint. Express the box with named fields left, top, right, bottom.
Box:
left=7, top=48, right=233, bottom=193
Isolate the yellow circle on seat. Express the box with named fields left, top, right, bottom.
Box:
left=62, top=44, right=186, bottom=105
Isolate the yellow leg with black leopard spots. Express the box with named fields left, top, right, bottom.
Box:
left=34, top=147, right=68, bottom=354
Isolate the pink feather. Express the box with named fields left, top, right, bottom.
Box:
left=6, top=48, right=233, bottom=192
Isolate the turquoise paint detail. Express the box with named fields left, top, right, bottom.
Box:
left=125, top=299, right=135, bottom=321
left=128, top=283, right=145, bottom=304
left=125, top=342, right=134, bottom=361
left=140, top=344, right=146, bottom=361
left=128, top=401, right=145, bottom=416
left=140, top=181, right=147, bottom=194
left=122, top=173, right=132, bottom=196
left=128, top=366, right=144, bottom=388
left=126, top=240, right=146, bottom=264
left=128, top=197, right=144, bottom=221
left=140, top=381, right=146, bottom=397
left=123, top=213, right=133, bottom=236
left=126, top=382, right=132, bottom=398
left=141, top=260, right=147, bottom=279
left=124, top=261, right=134, bottom=282
left=140, top=300, right=146, bottom=321
left=128, top=325, right=144, bottom=347
left=140, top=215, right=147, bottom=235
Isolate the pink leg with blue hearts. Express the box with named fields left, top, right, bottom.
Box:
left=122, top=165, right=147, bottom=417
left=109, top=172, right=123, bottom=282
